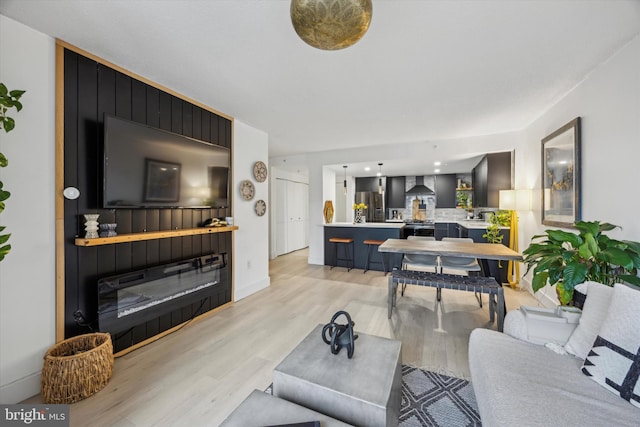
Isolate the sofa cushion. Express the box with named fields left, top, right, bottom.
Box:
left=469, top=328, right=639, bottom=426
left=564, top=281, right=614, bottom=359
left=581, top=283, right=640, bottom=409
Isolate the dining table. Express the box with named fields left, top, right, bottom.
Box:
left=378, top=238, right=523, bottom=331
left=377, top=238, right=523, bottom=265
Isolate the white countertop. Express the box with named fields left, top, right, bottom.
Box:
left=323, top=220, right=508, bottom=230
left=324, top=222, right=405, bottom=229
left=456, top=220, right=509, bottom=229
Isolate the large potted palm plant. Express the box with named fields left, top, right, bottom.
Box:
left=522, top=220, right=640, bottom=305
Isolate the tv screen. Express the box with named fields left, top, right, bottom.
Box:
left=103, top=115, right=230, bottom=208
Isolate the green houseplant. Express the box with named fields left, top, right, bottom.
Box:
left=522, top=220, right=640, bottom=305
left=482, top=211, right=511, bottom=282
left=482, top=210, right=511, bottom=244
left=0, top=83, right=26, bottom=261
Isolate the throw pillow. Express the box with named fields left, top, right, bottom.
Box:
left=581, top=283, right=640, bottom=408
left=564, top=281, right=614, bottom=359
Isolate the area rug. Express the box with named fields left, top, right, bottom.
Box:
left=400, top=365, right=481, bottom=427
left=266, top=365, right=481, bottom=427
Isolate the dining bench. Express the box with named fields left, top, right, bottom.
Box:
left=388, top=270, right=505, bottom=331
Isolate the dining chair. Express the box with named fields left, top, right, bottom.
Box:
left=439, top=237, right=483, bottom=305
left=400, top=236, right=439, bottom=296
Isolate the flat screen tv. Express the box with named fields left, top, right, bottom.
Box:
left=103, top=115, right=230, bottom=208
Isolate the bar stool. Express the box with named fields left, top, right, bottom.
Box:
left=329, top=237, right=354, bottom=271
left=363, top=239, right=387, bottom=274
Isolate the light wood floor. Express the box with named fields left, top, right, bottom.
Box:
left=34, top=249, right=539, bottom=426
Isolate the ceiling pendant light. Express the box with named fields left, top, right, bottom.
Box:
left=290, top=0, right=373, bottom=51
left=377, top=162, right=383, bottom=194
left=343, top=165, right=348, bottom=195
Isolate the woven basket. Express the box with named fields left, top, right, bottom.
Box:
left=41, top=332, right=114, bottom=404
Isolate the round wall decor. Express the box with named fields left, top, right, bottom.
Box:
left=255, top=199, right=267, bottom=216
left=240, top=180, right=255, bottom=200
left=253, top=161, right=268, bottom=182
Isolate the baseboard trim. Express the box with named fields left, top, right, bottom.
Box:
left=308, top=255, right=324, bottom=266
left=0, top=371, right=41, bottom=404
left=234, top=276, right=270, bottom=301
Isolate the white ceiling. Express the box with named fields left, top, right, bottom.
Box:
left=2, top=0, right=639, bottom=177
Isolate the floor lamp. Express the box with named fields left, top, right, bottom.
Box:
left=499, top=190, right=532, bottom=288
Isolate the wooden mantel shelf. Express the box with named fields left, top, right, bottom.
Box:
left=75, top=225, right=239, bottom=247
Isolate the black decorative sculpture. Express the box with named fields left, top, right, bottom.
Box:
left=322, top=311, right=358, bottom=358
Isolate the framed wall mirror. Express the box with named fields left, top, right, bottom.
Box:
left=541, top=117, right=581, bottom=227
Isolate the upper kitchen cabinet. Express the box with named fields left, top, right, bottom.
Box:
left=435, top=174, right=457, bottom=208
left=472, top=152, right=512, bottom=208
left=386, top=176, right=406, bottom=208
left=355, top=176, right=386, bottom=193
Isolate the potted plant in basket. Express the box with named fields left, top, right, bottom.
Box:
left=522, top=220, right=640, bottom=305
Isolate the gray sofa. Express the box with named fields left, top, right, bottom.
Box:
left=469, top=328, right=639, bottom=426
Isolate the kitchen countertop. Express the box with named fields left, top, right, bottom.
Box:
left=384, top=219, right=509, bottom=229
left=455, top=220, right=509, bottom=229
left=325, top=220, right=508, bottom=229
left=324, top=222, right=405, bottom=228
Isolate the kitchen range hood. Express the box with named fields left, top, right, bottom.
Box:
left=406, top=176, right=435, bottom=195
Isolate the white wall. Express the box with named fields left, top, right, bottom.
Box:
left=233, top=120, right=270, bottom=301
left=0, top=15, right=56, bottom=403
left=519, top=34, right=640, bottom=306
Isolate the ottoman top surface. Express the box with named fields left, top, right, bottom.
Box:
left=274, top=324, right=402, bottom=402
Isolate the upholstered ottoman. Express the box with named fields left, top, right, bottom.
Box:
left=273, top=324, right=402, bottom=427
left=220, top=390, right=350, bottom=427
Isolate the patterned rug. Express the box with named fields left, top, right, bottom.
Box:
left=400, top=365, right=481, bottom=427
left=266, top=365, right=481, bottom=426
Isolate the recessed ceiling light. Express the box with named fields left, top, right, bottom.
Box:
left=364, top=166, right=371, bottom=171
left=434, top=161, right=441, bottom=166
left=434, top=169, right=440, bottom=173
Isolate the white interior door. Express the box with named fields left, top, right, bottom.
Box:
left=275, top=178, right=288, bottom=256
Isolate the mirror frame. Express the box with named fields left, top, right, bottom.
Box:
left=541, top=117, right=581, bottom=227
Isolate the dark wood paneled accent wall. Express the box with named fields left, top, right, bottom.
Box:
left=61, top=47, right=233, bottom=353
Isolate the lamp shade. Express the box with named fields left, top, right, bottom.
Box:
left=290, top=0, right=373, bottom=50
left=499, top=189, right=532, bottom=211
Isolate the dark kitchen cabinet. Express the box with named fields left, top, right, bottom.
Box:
left=435, top=223, right=448, bottom=240
left=472, top=152, right=512, bottom=208
left=435, top=222, right=459, bottom=240
left=435, top=174, right=456, bottom=208
left=356, top=176, right=386, bottom=193
left=386, top=176, right=406, bottom=208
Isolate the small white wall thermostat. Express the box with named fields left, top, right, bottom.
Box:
left=63, top=186, right=80, bottom=200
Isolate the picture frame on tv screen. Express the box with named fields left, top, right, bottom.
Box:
left=144, top=159, right=181, bottom=202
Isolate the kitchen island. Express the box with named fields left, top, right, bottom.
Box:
left=324, top=222, right=404, bottom=272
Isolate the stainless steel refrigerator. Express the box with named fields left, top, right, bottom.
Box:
left=355, top=192, right=385, bottom=222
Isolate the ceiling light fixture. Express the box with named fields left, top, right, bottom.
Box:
left=343, top=165, right=348, bottom=195
left=378, top=162, right=383, bottom=194
left=290, top=0, right=373, bottom=51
